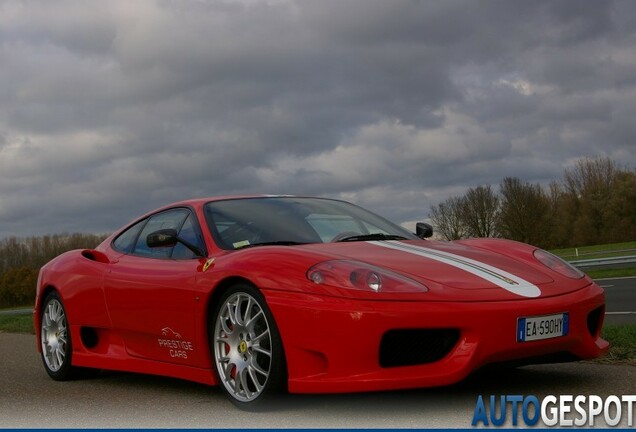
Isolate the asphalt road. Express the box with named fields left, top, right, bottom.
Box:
left=597, top=277, right=636, bottom=324
left=0, top=332, right=634, bottom=428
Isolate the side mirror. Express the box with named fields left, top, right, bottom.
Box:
left=146, top=228, right=206, bottom=257
left=147, top=229, right=179, bottom=248
left=416, top=222, right=433, bottom=239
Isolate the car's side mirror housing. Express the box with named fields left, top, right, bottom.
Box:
left=416, top=222, right=433, bottom=239
left=147, top=229, right=179, bottom=248
left=147, top=228, right=206, bottom=257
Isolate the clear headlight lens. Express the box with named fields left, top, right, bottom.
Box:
left=307, top=260, right=428, bottom=293
left=533, top=249, right=585, bottom=279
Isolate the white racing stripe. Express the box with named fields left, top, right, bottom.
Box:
left=370, top=241, right=542, bottom=298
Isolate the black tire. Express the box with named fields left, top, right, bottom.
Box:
left=210, top=284, right=286, bottom=409
left=40, top=291, right=98, bottom=380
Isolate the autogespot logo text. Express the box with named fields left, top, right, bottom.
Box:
left=472, top=395, right=636, bottom=427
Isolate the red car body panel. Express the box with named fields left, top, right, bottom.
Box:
left=34, top=196, right=609, bottom=393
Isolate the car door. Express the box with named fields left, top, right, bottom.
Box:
left=104, top=208, right=207, bottom=366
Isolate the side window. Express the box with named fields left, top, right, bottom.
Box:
left=112, top=220, right=146, bottom=253
left=172, top=214, right=205, bottom=259
left=133, top=209, right=189, bottom=258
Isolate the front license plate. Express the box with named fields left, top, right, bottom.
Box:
left=517, top=313, right=569, bottom=342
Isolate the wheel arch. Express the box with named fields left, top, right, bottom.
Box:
left=205, top=276, right=259, bottom=350
left=39, top=285, right=59, bottom=308
left=35, top=285, right=60, bottom=350
left=206, top=276, right=256, bottom=323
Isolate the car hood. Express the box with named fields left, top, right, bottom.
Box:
left=297, top=240, right=587, bottom=301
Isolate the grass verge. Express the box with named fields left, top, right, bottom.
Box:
left=586, top=268, right=636, bottom=279
left=592, top=324, right=636, bottom=366
left=552, top=241, right=636, bottom=259
left=0, top=305, right=33, bottom=311
left=0, top=314, right=34, bottom=334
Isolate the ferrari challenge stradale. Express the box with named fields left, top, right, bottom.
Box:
left=34, top=195, right=608, bottom=407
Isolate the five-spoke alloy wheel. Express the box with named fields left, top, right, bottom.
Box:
left=212, top=284, right=285, bottom=408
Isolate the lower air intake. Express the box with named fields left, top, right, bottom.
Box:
left=379, top=328, right=460, bottom=368
left=587, top=306, right=604, bottom=338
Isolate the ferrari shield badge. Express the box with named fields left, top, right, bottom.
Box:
left=202, top=258, right=215, bottom=272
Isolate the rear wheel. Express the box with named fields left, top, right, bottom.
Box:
left=211, top=284, right=286, bottom=408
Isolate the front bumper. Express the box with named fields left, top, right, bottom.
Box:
left=264, top=282, right=608, bottom=394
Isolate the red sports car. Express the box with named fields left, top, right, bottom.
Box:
left=34, top=196, right=608, bottom=407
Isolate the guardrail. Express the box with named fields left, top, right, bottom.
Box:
left=560, top=247, right=636, bottom=259
left=0, top=308, right=32, bottom=316
left=570, top=255, right=636, bottom=269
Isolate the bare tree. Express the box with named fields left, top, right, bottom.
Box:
left=426, top=156, right=634, bottom=248
left=564, top=156, right=618, bottom=198
left=603, top=169, right=636, bottom=243
left=429, top=196, right=467, bottom=240
left=563, top=156, right=635, bottom=245
left=460, top=185, right=499, bottom=238
left=544, top=180, right=574, bottom=248
left=497, top=177, right=550, bottom=247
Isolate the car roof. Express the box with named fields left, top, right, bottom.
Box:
left=168, top=194, right=297, bottom=208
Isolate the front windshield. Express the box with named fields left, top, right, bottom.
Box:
left=204, top=197, right=417, bottom=250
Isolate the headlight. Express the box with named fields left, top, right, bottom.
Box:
left=307, top=260, right=428, bottom=293
left=533, top=249, right=585, bottom=279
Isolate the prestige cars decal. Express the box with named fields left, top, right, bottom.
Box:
left=158, top=327, right=194, bottom=359
left=370, top=241, right=542, bottom=298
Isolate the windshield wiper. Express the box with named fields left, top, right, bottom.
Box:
left=235, top=241, right=308, bottom=250
left=336, top=233, right=408, bottom=242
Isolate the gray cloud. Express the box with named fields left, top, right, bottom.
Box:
left=1, top=0, right=635, bottom=238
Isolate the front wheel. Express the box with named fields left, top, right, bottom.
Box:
left=40, top=291, right=98, bottom=380
left=40, top=292, right=76, bottom=380
left=211, top=284, right=286, bottom=408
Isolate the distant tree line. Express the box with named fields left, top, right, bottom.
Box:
left=0, top=233, right=107, bottom=308
left=429, top=157, right=636, bottom=249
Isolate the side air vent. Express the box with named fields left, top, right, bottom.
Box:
left=81, top=249, right=110, bottom=263
left=80, top=327, right=99, bottom=349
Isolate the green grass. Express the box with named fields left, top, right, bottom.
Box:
left=585, top=267, right=636, bottom=279
left=549, top=240, right=636, bottom=279
left=593, top=324, right=636, bottom=366
left=0, top=315, right=34, bottom=334
left=552, top=241, right=636, bottom=259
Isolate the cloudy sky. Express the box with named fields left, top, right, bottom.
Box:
left=1, top=0, right=635, bottom=238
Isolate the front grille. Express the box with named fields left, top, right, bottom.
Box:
left=379, top=329, right=460, bottom=368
